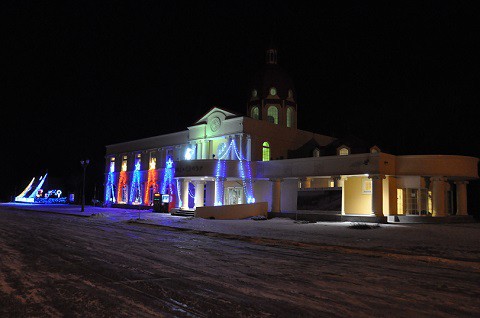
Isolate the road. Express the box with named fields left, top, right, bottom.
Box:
left=1, top=206, right=479, bottom=317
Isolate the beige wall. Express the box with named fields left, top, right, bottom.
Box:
left=195, top=202, right=268, bottom=219
left=344, top=176, right=372, bottom=215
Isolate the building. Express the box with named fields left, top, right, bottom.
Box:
left=104, top=47, right=478, bottom=221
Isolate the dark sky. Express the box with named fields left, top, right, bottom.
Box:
left=1, top=1, right=479, bottom=202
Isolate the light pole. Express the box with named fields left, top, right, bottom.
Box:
left=80, top=159, right=90, bottom=212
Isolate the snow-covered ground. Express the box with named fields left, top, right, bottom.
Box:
left=1, top=203, right=479, bottom=317
left=6, top=203, right=480, bottom=256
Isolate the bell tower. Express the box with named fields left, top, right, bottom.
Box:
left=247, top=47, right=297, bottom=129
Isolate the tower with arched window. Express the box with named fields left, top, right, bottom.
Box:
left=247, top=45, right=297, bottom=129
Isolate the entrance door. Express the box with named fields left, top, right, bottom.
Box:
left=225, top=187, right=243, bottom=205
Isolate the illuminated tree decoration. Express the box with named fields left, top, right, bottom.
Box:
left=117, top=171, right=128, bottom=203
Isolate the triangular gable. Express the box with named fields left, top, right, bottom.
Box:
left=194, top=106, right=239, bottom=125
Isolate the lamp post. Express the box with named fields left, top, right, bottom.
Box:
left=80, top=159, right=90, bottom=212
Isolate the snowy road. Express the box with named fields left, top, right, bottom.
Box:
left=1, top=207, right=479, bottom=317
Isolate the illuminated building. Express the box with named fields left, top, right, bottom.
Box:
left=104, top=47, right=478, bottom=220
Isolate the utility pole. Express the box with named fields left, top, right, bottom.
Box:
left=80, top=159, right=90, bottom=212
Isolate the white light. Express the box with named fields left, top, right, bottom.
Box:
left=185, top=148, right=194, bottom=160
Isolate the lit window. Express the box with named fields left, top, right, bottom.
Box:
left=313, top=148, right=320, bottom=157
left=262, top=142, right=270, bottom=161
left=135, top=154, right=141, bottom=170
left=251, top=107, right=259, bottom=119
left=121, top=155, right=128, bottom=171
left=149, top=153, right=156, bottom=170
left=109, top=158, right=115, bottom=173
left=267, top=106, right=278, bottom=124
left=269, top=87, right=277, bottom=96
left=287, top=107, right=293, bottom=127
left=252, top=89, right=257, bottom=97
left=339, top=148, right=349, bottom=156
left=288, top=89, right=293, bottom=98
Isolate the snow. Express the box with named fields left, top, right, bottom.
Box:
left=1, top=203, right=479, bottom=317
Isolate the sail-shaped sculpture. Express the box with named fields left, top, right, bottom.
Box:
left=15, top=172, right=48, bottom=203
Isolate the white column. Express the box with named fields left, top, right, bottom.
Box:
left=230, top=135, right=235, bottom=160
left=339, top=176, right=346, bottom=215
left=431, top=177, right=447, bottom=217
left=181, top=178, right=190, bottom=210
left=370, top=175, right=384, bottom=217
left=194, top=181, right=205, bottom=208
left=271, top=178, right=283, bottom=212
left=196, top=141, right=201, bottom=160
left=246, top=136, right=251, bottom=161
left=214, top=177, right=225, bottom=206
left=201, top=140, right=207, bottom=159
left=455, top=181, right=468, bottom=216
left=239, top=134, right=244, bottom=159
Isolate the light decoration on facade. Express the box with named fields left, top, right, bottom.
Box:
left=129, top=158, right=142, bottom=205
left=188, top=184, right=196, bottom=199
left=214, top=138, right=255, bottom=205
left=117, top=171, right=128, bottom=203
left=144, top=168, right=158, bottom=206
left=105, top=171, right=116, bottom=204
left=176, top=178, right=182, bottom=208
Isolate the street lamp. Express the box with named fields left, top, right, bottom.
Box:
left=80, top=159, right=90, bottom=212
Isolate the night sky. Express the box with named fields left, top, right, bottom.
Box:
left=2, top=1, right=479, bottom=207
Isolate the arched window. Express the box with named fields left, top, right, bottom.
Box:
left=251, top=107, right=259, bottom=119
left=286, top=107, right=293, bottom=128
left=217, top=142, right=227, bottom=159
left=313, top=148, right=320, bottom=157
left=339, top=147, right=349, bottom=156
left=262, top=142, right=270, bottom=161
left=267, top=106, right=278, bottom=124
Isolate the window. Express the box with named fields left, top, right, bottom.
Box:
left=251, top=107, right=259, bottom=119
left=339, top=147, right=349, bottom=156
left=121, top=185, right=128, bottom=203
left=267, top=106, right=278, bottom=124
left=313, top=148, right=320, bottom=157
left=149, top=153, right=156, bottom=170
left=262, top=142, right=270, bottom=161
left=252, top=89, right=257, bottom=97
left=217, top=142, right=227, bottom=159
left=286, top=107, right=293, bottom=127
left=109, top=158, right=115, bottom=173
left=362, top=178, right=372, bottom=194
left=288, top=89, right=293, bottom=98
left=121, top=155, right=128, bottom=171
left=135, top=154, right=141, bottom=170
left=269, top=87, right=277, bottom=96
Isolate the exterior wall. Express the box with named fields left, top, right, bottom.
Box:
left=396, top=155, right=479, bottom=179
left=281, top=179, right=298, bottom=212
left=253, top=180, right=272, bottom=211
left=344, top=176, right=372, bottom=215
left=243, top=117, right=334, bottom=161
left=383, top=176, right=397, bottom=216
left=106, top=131, right=189, bottom=155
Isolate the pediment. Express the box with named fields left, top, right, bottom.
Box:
left=194, top=106, right=239, bottom=125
